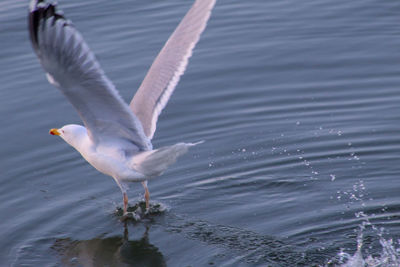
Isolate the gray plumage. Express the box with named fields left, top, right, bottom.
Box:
left=130, top=0, right=216, bottom=140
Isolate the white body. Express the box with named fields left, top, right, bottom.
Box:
left=59, top=124, right=197, bottom=191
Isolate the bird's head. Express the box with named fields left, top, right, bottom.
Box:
left=49, top=124, right=87, bottom=148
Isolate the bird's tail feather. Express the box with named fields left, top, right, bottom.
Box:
left=130, top=141, right=203, bottom=178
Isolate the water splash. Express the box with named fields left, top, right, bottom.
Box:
left=115, top=201, right=168, bottom=221
left=330, top=221, right=400, bottom=267
left=328, top=183, right=400, bottom=267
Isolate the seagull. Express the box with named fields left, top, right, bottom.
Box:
left=28, top=0, right=216, bottom=217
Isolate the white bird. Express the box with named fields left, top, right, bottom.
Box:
left=28, top=0, right=216, bottom=217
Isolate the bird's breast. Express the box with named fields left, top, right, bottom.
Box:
left=79, top=144, right=146, bottom=182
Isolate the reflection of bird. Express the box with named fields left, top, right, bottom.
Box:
left=119, top=225, right=166, bottom=267
left=28, top=0, right=216, bottom=217
left=54, top=225, right=165, bottom=266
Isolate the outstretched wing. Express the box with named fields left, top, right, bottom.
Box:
left=29, top=0, right=151, bottom=151
left=129, top=0, right=216, bottom=139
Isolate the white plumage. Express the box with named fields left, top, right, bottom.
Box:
left=28, top=0, right=216, bottom=217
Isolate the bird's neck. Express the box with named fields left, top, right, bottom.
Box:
left=63, top=125, right=91, bottom=152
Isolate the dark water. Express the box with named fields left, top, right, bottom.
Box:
left=2, top=0, right=400, bottom=266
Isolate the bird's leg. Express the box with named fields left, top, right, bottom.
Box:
left=145, top=188, right=150, bottom=210
left=142, top=181, right=150, bottom=212
left=123, top=192, right=128, bottom=215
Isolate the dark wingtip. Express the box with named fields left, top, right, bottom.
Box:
left=28, top=0, right=66, bottom=52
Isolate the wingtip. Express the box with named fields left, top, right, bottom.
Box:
left=29, top=0, right=45, bottom=12
left=28, top=0, right=66, bottom=52
left=28, top=2, right=42, bottom=51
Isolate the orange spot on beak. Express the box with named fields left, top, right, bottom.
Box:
left=49, top=128, right=60, bottom=136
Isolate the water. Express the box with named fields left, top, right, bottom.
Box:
left=2, top=0, right=400, bottom=266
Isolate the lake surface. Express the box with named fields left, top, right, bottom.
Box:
left=2, top=0, right=400, bottom=266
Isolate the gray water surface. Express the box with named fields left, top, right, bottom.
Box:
left=2, top=0, right=400, bottom=266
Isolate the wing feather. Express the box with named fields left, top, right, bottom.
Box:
left=29, top=0, right=151, bottom=151
left=129, top=0, right=216, bottom=139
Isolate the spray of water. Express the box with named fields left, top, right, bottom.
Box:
left=328, top=181, right=400, bottom=267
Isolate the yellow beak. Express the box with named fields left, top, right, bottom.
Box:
left=49, top=128, right=61, bottom=136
